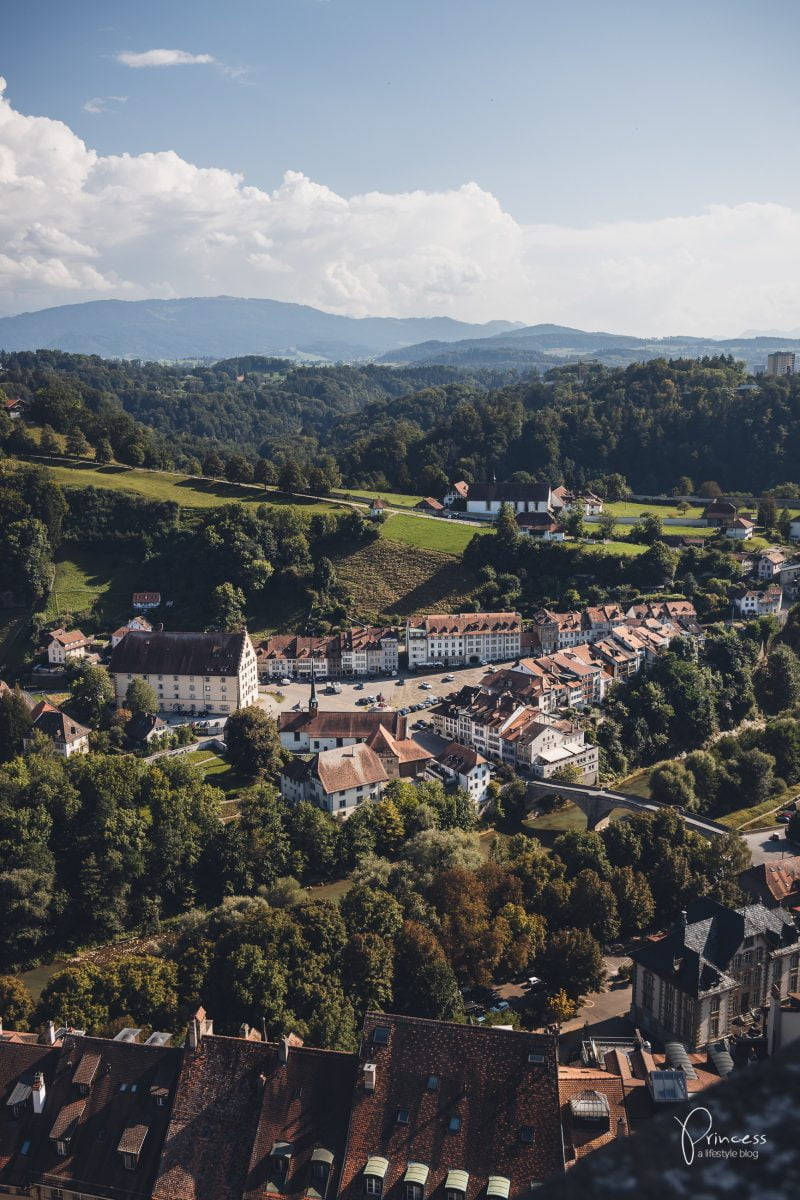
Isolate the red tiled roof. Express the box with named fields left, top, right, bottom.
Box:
left=279, top=710, right=405, bottom=740
left=315, top=744, right=388, bottom=795
left=338, top=1013, right=564, bottom=1198
left=558, top=1073, right=628, bottom=1165
left=407, top=613, right=522, bottom=636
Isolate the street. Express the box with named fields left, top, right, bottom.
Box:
left=743, top=826, right=798, bottom=867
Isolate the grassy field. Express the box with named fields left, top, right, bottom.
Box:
left=381, top=513, right=488, bottom=554
left=605, top=501, right=707, bottom=520
left=45, top=547, right=147, bottom=624
left=185, top=748, right=253, bottom=797
left=335, top=488, right=423, bottom=509
left=44, top=462, right=338, bottom=514
left=333, top=537, right=479, bottom=620
left=580, top=539, right=648, bottom=558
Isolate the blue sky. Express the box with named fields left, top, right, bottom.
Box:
left=1, top=0, right=799, bottom=331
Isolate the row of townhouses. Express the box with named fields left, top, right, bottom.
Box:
left=256, top=627, right=399, bottom=680
left=529, top=601, right=699, bottom=655
left=405, top=613, right=523, bottom=668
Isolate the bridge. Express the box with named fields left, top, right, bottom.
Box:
left=526, top=779, right=729, bottom=838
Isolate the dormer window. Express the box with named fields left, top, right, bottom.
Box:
left=271, top=1141, right=293, bottom=1177
left=445, top=1169, right=469, bottom=1200
left=396, top=1108, right=410, bottom=1125
left=448, top=1115, right=462, bottom=1133
left=364, top=1156, right=389, bottom=1197
left=403, top=1162, right=429, bottom=1200
left=118, top=1123, right=148, bottom=1170
left=309, top=1146, right=334, bottom=1194
left=426, top=1076, right=439, bottom=1092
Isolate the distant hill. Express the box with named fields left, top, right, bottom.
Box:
left=377, top=323, right=800, bottom=373
left=0, top=297, right=521, bottom=362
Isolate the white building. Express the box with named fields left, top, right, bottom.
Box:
left=733, top=587, right=782, bottom=616
left=789, top=518, right=800, bottom=542
left=725, top=517, right=754, bottom=541
left=758, top=548, right=787, bottom=579
left=427, top=741, right=493, bottom=806
left=132, top=591, right=162, bottom=610
left=279, top=707, right=407, bottom=754
left=465, top=482, right=552, bottom=519
left=109, top=630, right=259, bottom=715
left=279, top=742, right=388, bottom=816
left=257, top=627, right=398, bottom=680
left=23, top=702, right=90, bottom=757
left=47, top=628, right=92, bottom=666
left=110, top=616, right=153, bottom=648
left=406, top=612, right=522, bottom=668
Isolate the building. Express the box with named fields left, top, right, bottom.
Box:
left=3, top=397, right=27, bottom=419
left=109, top=630, right=259, bottom=715
left=132, top=591, right=162, bottom=610
left=516, top=513, right=565, bottom=541
left=703, top=499, right=737, bottom=527
left=111, top=615, right=153, bottom=648
left=23, top=701, right=90, bottom=757
left=46, top=627, right=91, bottom=666
left=790, top=518, right=800, bottom=542
left=279, top=708, right=407, bottom=754
left=415, top=497, right=445, bottom=515
left=426, top=741, right=493, bottom=806
left=406, top=612, right=522, bottom=668
left=758, top=547, right=787, bottom=579
left=629, top=898, right=800, bottom=1050
left=466, top=481, right=552, bottom=519
left=731, top=586, right=782, bottom=616
left=766, top=351, right=796, bottom=376
left=338, top=1013, right=564, bottom=1197
left=368, top=498, right=387, bottom=519
left=125, top=711, right=169, bottom=747
left=550, top=486, right=604, bottom=516
left=443, top=480, right=469, bottom=507
left=739, top=857, right=800, bottom=910
left=725, top=517, right=754, bottom=541
left=257, top=628, right=399, bottom=681
left=767, top=988, right=800, bottom=1057
left=280, top=742, right=389, bottom=816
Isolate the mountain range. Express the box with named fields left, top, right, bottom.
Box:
left=0, top=298, right=798, bottom=373
left=0, top=297, right=520, bottom=362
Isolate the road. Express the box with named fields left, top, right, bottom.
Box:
left=743, top=827, right=798, bottom=867
left=256, top=660, right=516, bottom=721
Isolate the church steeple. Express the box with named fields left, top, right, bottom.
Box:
left=309, top=657, right=319, bottom=714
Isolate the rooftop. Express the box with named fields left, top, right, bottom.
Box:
left=109, top=630, right=251, bottom=678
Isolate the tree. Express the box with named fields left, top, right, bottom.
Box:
left=94, top=437, right=113, bottom=464
left=564, top=509, right=585, bottom=539
left=755, top=646, right=800, bottom=715
left=547, top=989, right=578, bottom=1025
left=649, top=762, right=698, bottom=810
left=565, top=870, right=620, bottom=944
left=104, top=955, right=179, bottom=1028
left=202, top=451, right=225, bottom=478
left=225, top=454, right=253, bottom=484
left=758, top=495, right=778, bottom=532
left=0, top=975, right=34, bottom=1029
left=69, top=663, right=114, bottom=724
left=637, top=540, right=679, bottom=586
left=0, top=689, right=34, bottom=762
left=210, top=582, right=247, bottom=631
left=610, top=866, right=655, bottom=935
left=35, top=964, right=109, bottom=1032
left=630, top=511, right=663, bottom=545
left=537, top=928, right=605, bottom=1002
left=39, top=426, right=60, bottom=457
left=778, top=508, right=793, bottom=541
left=224, top=707, right=284, bottom=778
left=787, top=811, right=800, bottom=846
left=278, top=460, right=307, bottom=493
left=698, top=481, right=722, bottom=499
left=343, top=932, right=394, bottom=1011
left=393, top=921, right=463, bottom=1020
left=552, top=830, right=611, bottom=879
left=341, top=885, right=403, bottom=939
left=674, top=476, right=694, bottom=497
left=66, top=428, right=90, bottom=458
left=494, top=503, right=520, bottom=552
left=597, top=513, right=616, bottom=540
left=253, top=458, right=276, bottom=489
left=125, top=677, right=159, bottom=716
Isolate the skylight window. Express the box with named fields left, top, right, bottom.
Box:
left=373, top=1027, right=390, bottom=1046
left=426, top=1075, right=439, bottom=1091
left=448, top=1115, right=462, bottom=1132
left=396, top=1108, right=410, bottom=1124
left=519, top=1125, right=534, bottom=1144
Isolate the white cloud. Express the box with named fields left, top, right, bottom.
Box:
left=1, top=76, right=799, bottom=335
left=117, top=49, right=214, bottom=68
left=83, top=95, right=128, bottom=114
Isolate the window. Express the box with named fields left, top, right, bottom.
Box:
left=396, top=1108, right=410, bottom=1125
left=122, top=1152, right=138, bottom=1171
left=426, top=1075, right=439, bottom=1091
left=406, top=1186, right=423, bottom=1200
left=372, top=1027, right=390, bottom=1046
left=56, top=1139, right=69, bottom=1157
left=448, top=1115, right=461, bottom=1133
left=790, top=953, right=800, bottom=993
left=365, top=1180, right=382, bottom=1198
left=519, top=1126, right=534, bottom=1144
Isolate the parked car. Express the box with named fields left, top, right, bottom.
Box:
left=419, top=682, right=433, bottom=690
left=443, top=674, right=455, bottom=682
left=279, top=677, right=292, bottom=686
left=526, top=976, right=544, bottom=989
left=490, top=1001, right=510, bottom=1013
left=770, top=832, right=782, bottom=841
left=778, top=812, right=793, bottom=823
left=355, top=697, right=369, bottom=706
left=399, top=707, right=409, bottom=715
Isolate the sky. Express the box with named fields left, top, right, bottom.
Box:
left=1, top=0, right=799, bottom=334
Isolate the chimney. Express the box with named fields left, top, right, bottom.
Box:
left=32, top=1072, right=46, bottom=1114
left=363, top=1062, right=376, bottom=1092
left=240, top=1023, right=250, bottom=1040
left=679, top=909, right=688, bottom=928
left=187, top=1005, right=212, bottom=1049
left=279, top=1034, right=291, bottom=1065
left=44, top=1020, right=56, bottom=1045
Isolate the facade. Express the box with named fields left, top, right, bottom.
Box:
left=3, top=397, right=26, bottom=419
left=732, top=586, right=782, bottom=616
left=132, top=591, right=162, bottom=610
left=758, top=548, right=787, bottom=578
left=280, top=742, right=389, bottom=816
left=257, top=628, right=399, bottom=680
left=629, top=899, right=800, bottom=1050
left=368, top=498, right=387, bottom=519
left=766, top=351, right=796, bottom=376
left=703, top=499, right=737, bottom=527
left=516, top=513, right=565, bottom=540
left=466, top=481, right=552, bottom=519
left=111, top=616, right=153, bottom=648
left=406, top=612, right=522, bottom=668
left=790, top=518, right=800, bottom=541
left=23, top=701, right=90, bottom=757
left=426, top=740, right=493, bottom=806
left=725, top=517, right=754, bottom=540
left=109, top=630, right=259, bottom=715
left=443, top=480, right=469, bottom=507
left=47, top=628, right=91, bottom=666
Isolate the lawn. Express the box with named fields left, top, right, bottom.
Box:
left=604, top=501, right=707, bottom=520
left=185, top=748, right=253, bottom=797
left=579, top=539, right=648, bottom=558
left=381, top=513, right=489, bottom=555
left=334, top=487, right=423, bottom=509
left=43, top=462, right=339, bottom=514
left=45, top=547, right=145, bottom=624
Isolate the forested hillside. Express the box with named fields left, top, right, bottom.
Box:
left=3, top=350, right=800, bottom=495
